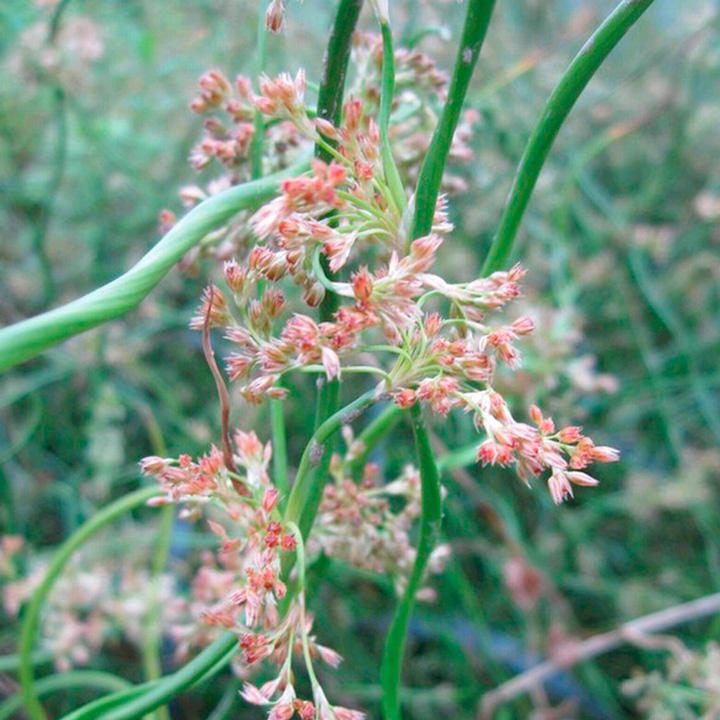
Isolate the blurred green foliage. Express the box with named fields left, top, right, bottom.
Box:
left=1, top=0, right=719, bottom=718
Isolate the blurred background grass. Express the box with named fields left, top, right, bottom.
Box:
left=1, top=0, right=719, bottom=718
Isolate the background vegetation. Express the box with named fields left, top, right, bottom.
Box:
left=1, top=0, right=719, bottom=717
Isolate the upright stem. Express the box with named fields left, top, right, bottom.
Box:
left=378, top=22, right=407, bottom=213
left=411, top=0, right=496, bottom=240
left=345, top=403, right=403, bottom=475
left=378, top=3, right=495, bottom=714
left=142, top=507, right=173, bottom=720
left=301, top=0, right=364, bottom=533
left=314, top=0, right=364, bottom=136
left=284, top=389, right=377, bottom=538
left=251, top=0, right=270, bottom=180
left=271, top=383, right=289, bottom=499
left=380, top=405, right=443, bottom=720
left=482, top=0, right=656, bottom=274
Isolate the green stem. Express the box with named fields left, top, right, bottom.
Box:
left=482, top=0, right=656, bottom=274
left=138, top=411, right=172, bottom=720
left=141, top=505, right=173, bottom=720
left=379, top=22, right=406, bottom=214
left=411, top=0, right=496, bottom=240
left=0, top=672, right=131, bottom=720
left=47, top=0, right=72, bottom=42
left=60, top=633, right=237, bottom=720
left=62, top=684, right=154, bottom=720
left=303, top=0, right=364, bottom=544
left=0, top=160, right=309, bottom=372
left=31, top=86, right=65, bottom=307
left=300, top=377, right=341, bottom=538
left=380, top=405, right=443, bottom=720
left=284, top=389, right=377, bottom=538
left=346, top=403, right=403, bottom=474
left=271, top=391, right=289, bottom=501
left=18, top=486, right=159, bottom=720
left=314, top=0, right=364, bottom=141
left=99, top=633, right=237, bottom=720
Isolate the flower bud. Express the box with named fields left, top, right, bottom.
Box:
left=303, top=281, right=325, bottom=307
left=351, top=267, right=373, bottom=301
left=262, top=488, right=279, bottom=513
left=265, top=0, right=285, bottom=33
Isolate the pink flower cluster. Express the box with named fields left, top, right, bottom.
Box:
left=141, top=431, right=295, bottom=640
left=141, top=431, right=364, bottom=718
left=186, top=68, right=619, bottom=503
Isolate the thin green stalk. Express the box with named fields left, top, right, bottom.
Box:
left=314, top=0, right=364, bottom=139
left=346, top=403, right=403, bottom=474
left=271, top=389, right=289, bottom=500
left=0, top=671, right=131, bottom=720
left=48, top=0, right=72, bottom=42
left=300, top=377, right=341, bottom=538
left=141, top=505, right=173, bottom=720
left=99, top=634, right=237, bottom=720
left=380, top=405, right=443, bottom=720
left=302, top=0, right=364, bottom=540
left=60, top=686, right=151, bottom=720
left=137, top=409, right=172, bottom=720
left=18, top=486, right=159, bottom=720
left=379, top=22, right=407, bottom=213
left=0, top=160, right=309, bottom=372
left=60, top=633, right=237, bottom=720
left=31, top=86, right=65, bottom=307
left=284, top=389, right=377, bottom=538
left=482, top=0, right=656, bottom=274
left=377, top=3, right=493, bottom=712
left=411, top=0, right=496, bottom=240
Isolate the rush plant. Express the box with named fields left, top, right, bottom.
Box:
left=0, top=1, right=657, bottom=719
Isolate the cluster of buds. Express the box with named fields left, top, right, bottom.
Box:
left=171, top=26, right=479, bottom=267
left=470, top=395, right=619, bottom=504
left=187, top=68, right=308, bottom=179
left=164, top=69, right=310, bottom=272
